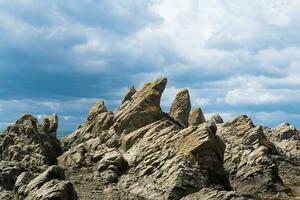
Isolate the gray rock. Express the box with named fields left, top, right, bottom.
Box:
left=25, top=179, right=78, bottom=200
left=169, top=89, right=191, bottom=127
left=209, top=113, right=224, bottom=124
left=25, top=165, right=65, bottom=193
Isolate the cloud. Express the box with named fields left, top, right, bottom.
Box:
left=0, top=0, right=300, bottom=131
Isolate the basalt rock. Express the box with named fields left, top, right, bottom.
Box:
left=169, top=89, right=191, bottom=127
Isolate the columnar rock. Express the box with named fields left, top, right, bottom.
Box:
left=121, top=86, right=137, bottom=104
left=209, top=113, right=224, bottom=124
left=188, top=107, right=206, bottom=126
left=169, top=89, right=191, bottom=127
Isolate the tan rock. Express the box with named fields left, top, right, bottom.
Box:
left=169, top=89, right=191, bottom=127
left=188, top=107, right=206, bottom=126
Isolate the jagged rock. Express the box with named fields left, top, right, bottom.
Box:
left=112, top=77, right=167, bottom=136
left=25, top=165, right=65, bottom=193
left=15, top=165, right=78, bottom=200
left=0, top=166, right=22, bottom=191
left=87, top=100, right=107, bottom=121
left=188, top=107, right=206, bottom=126
left=209, top=113, right=224, bottom=124
left=118, top=121, right=227, bottom=199
left=169, top=89, right=191, bottom=127
left=0, top=114, right=61, bottom=169
left=182, top=187, right=254, bottom=200
left=15, top=172, right=35, bottom=198
left=97, top=149, right=127, bottom=173
left=122, top=86, right=137, bottom=104
left=217, top=115, right=290, bottom=198
left=25, top=180, right=77, bottom=200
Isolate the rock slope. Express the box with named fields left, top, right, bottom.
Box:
left=0, top=77, right=300, bottom=200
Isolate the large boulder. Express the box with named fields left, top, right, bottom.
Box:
left=169, top=89, right=191, bottom=127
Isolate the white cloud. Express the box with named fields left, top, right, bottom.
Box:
left=0, top=104, right=3, bottom=112
left=63, top=115, right=71, bottom=120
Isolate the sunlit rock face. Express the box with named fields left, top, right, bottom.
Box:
left=1, top=77, right=300, bottom=200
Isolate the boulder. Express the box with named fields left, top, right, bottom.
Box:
left=169, top=89, right=191, bottom=127
left=25, top=180, right=78, bottom=200
left=188, top=107, right=206, bottom=126
left=25, top=165, right=65, bottom=193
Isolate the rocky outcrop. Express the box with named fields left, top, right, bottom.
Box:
left=188, top=107, right=206, bottom=126
left=1, top=77, right=300, bottom=199
left=0, top=115, right=77, bottom=199
left=216, top=115, right=299, bottom=198
left=15, top=165, right=77, bottom=200
left=209, top=113, right=224, bottom=124
left=0, top=114, right=62, bottom=169
left=169, top=89, right=191, bottom=127
left=122, top=86, right=137, bottom=104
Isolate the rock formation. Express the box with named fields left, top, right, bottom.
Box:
left=169, top=89, right=191, bottom=127
left=209, top=113, right=224, bottom=124
left=188, top=107, right=206, bottom=126
left=0, top=114, right=77, bottom=199
left=0, top=77, right=300, bottom=199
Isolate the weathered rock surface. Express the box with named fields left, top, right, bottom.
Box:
left=217, top=115, right=300, bottom=199
left=0, top=115, right=77, bottom=200
left=169, top=89, right=191, bottom=127
left=188, top=107, right=206, bottom=126
left=0, top=114, right=61, bottom=169
left=122, top=86, right=137, bottom=104
left=209, top=113, right=224, bottom=124
left=1, top=77, right=300, bottom=200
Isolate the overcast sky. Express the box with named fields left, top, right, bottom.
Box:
left=1, top=0, right=300, bottom=134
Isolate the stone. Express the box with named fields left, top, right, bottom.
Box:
left=0, top=114, right=62, bottom=168
left=97, top=149, right=127, bottom=173
left=122, top=86, right=137, bottom=104
left=25, top=165, right=65, bottom=193
left=169, top=89, right=191, bottom=127
left=209, top=113, right=224, bottom=124
left=188, top=107, right=206, bottom=126
left=217, top=115, right=290, bottom=198
left=25, top=180, right=78, bottom=200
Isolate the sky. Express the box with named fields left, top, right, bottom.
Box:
left=1, top=0, right=300, bottom=135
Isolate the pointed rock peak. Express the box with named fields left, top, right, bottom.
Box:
left=87, top=100, right=107, bottom=121
left=152, top=76, right=167, bottom=92
left=209, top=113, right=224, bottom=124
left=231, top=115, right=254, bottom=128
left=49, top=113, right=58, bottom=133
left=188, top=107, right=206, bottom=126
left=169, top=88, right=191, bottom=127
left=121, top=86, right=137, bottom=104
